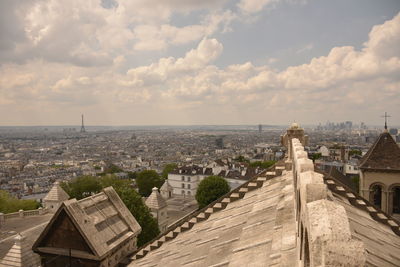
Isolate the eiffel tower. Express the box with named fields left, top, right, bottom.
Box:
left=80, top=114, right=86, bottom=133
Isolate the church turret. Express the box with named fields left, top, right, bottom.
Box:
left=146, top=187, right=168, bottom=232
left=43, top=181, right=69, bottom=213
left=281, top=123, right=309, bottom=158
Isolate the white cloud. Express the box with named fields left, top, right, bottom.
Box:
left=0, top=4, right=399, bottom=125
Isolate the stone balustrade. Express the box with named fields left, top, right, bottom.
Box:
left=0, top=207, right=48, bottom=223
left=289, top=138, right=366, bottom=267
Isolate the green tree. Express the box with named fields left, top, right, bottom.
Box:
left=195, top=176, right=230, bottom=209
left=349, top=149, right=362, bottom=157
left=161, top=163, right=177, bottom=179
left=351, top=175, right=360, bottom=193
left=234, top=155, right=249, bottom=163
left=127, top=171, right=137, bottom=179
left=310, top=153, right=322, bottom=162
left=61, top=175, right=159, bottom=247
left=0, top=190, right=40, bottom=214
left=116, top=187, right=160, bottom=246
left=61, top=175, right=102, bottom=199
left=136, top=170, right=164, bottom=197
left=104, top=164, right=123, bottom=174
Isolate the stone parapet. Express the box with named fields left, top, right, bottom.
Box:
left=0, top=207, right=48, bottom=222
left=291, top=138, right=366, bottom=267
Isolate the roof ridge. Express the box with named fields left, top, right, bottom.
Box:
left=128, top=163, right=285, bottom=262
left=320, top=169, right=400, bottom=236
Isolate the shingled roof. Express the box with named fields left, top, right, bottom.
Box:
left=146, top=187, right=167, bottom=210
left=33, top=187, right=141, bottom=261
left=359, top=132, right=400, bottom=171
left=43, top=181, right=69, bottom=202
left=0, top=234, right=40, bottom=267
left=126, top=139, right=400, bottom=266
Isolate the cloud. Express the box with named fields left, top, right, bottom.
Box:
left=0, top=0, right=234, bottom=65
left=237, top=0, right=307, bottom=14
left=0, top=5, right=399, bottom=125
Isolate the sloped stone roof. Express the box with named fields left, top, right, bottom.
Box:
left=129, top=170, right=297, bottom=267
left=359, top=132, right=400, bottom=171
left=127, top=159, right=400, bottom=266
left=146, top=187, right=167, bottom=210
left=43, top=181, right=69, bottom=202
left=33, top=187, right=141, bottom=260
left=0, top=234, right=40, bottom=267
left=160, top=180, right=172, bottom=191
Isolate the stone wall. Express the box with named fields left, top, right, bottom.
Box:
left=289, top=138, right=366, bottom=267
left=0, top=207, right=48, bottom=223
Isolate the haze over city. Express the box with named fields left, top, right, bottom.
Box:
left=1, top=0, right=399, bottom=126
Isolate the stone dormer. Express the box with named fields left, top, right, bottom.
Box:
left=145, top=187, right=168, bottom=232
left=33, top=187, right=141, bottom=267
left=43, top=181, right=69, bottom=213
left=0, top=233, right=40, bottom=267
left=160, top=180, right=173, bottom=199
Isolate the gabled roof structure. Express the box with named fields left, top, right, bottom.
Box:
left=146, top=187, right=167, bottom=210
left=43, top=181, right=69, bottom=202
left=160, top=180, right=173, bottom=192
left=126, top=139, right=400, bottom=267
left=360, top=132, right=400, bottom=171
left=33, top=187, right=141, bottom=265
left=0, top=234, right=40, bottom=267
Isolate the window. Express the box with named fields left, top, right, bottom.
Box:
left=188, top=184, right=191, bottom=189
left=393, top=187, right=400, bottom=214
left=187, top=177, right=191, bottom=182
left=187, top=191, right=191, bottom=195
left=370, top=184, right=382, bottom=208
left=181, top=176, right=185, bottom=181
left=182, top=183, right=185, bottom=188
left=181, top=190, right=185, bottom=195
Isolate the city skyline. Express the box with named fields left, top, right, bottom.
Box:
left=1, top=0, right=399, bottom=126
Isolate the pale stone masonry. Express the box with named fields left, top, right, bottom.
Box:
left=127, top=127, right=400, bottom=266
left=43, top=181, right=70, bottom=213
left=33, top=187, right=141, bottom=267
left=146, top=187, right=168, bottom=232
left=0, top=234, right=40, bottom=267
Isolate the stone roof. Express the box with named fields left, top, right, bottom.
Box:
left=43, top=181, right=69, bottom=202
left=146, top=187, right=167, bottom=210
left=126, top=139, right=400, bottom=266
left=0, top=234, right=40, bottom=267
left=128, top=168, right=296, bottom=267
left=160, top=180, right=172, bottom=191
left=359, top=132, right=400, bottom=171
left=33, top=187, right=141, bottom=260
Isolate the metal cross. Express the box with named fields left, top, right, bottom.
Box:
left=381, top=112, right=391, bottom=130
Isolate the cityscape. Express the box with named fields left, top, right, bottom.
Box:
left=1, top=0, right=400, bottom=266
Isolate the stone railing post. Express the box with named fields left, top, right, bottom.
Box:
left=0, top=212, right=4, bottom=225
left=18, top=209, right=24, bottom=218
left=291, top=138, right=366, bottom=267
left=38, top=207, right=43, bottom=215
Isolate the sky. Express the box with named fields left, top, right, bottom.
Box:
left=0, top=0, right=399, bottom=126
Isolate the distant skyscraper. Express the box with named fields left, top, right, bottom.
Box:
left=258, top=124, right=262, bottom=133
left=80, top=114, right=86, bottom=133
left=215, top=137, right=224, bottom=149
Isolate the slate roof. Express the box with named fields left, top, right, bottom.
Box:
left=0, top=234, right=40, bottom=267
left=359, top=132, right=400, bottom=171
left=146, top=187, right=167, bottom=210
left=127, top=163, right=400, bottom=266
left=43, top=181, right=69, bottom=202
left=128, top=169, right=296, bottom=267
left=33, top=187, right=141, bottom=260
